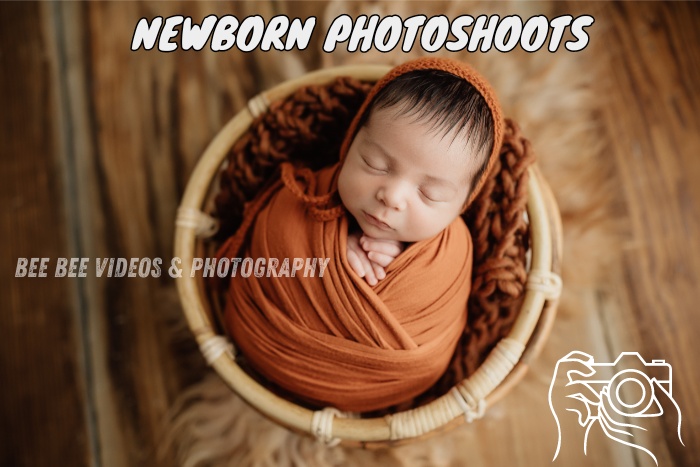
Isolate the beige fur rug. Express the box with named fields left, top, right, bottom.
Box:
left=160, top=2, right=620, bottom=465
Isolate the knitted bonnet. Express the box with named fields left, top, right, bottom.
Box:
left=339, top=57, right=505, bottom=208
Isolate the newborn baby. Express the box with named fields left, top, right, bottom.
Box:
left=339, top=67, right=497, bottom=286
left=218, top=57, right=504, bottom=412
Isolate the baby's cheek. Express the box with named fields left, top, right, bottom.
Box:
left=411, top=208, right=432, bottom=230
left=338, top=168, right=362, bottom=208
left=408, top=210, right=450, bottom=241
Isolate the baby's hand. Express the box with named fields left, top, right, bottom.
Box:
left=359, top=235, right=405, bottom=268
left=347, top=231, right=385, bottom=286
left=347, top=232, right=404, bottom=286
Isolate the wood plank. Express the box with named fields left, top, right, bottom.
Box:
left=0, top=2, right=91, bottom=466
left=598, top=3, right=700, bottom=466
left=57, top=2, right=261, bottom=465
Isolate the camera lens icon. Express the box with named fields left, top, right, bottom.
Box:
left=605, top=369, right=658, bottom=417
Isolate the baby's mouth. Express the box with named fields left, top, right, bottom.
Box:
left=363, top=211, right=393, bottom=231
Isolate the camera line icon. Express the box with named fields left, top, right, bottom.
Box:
left=549, top=351, right=684, bottom=465
left=572, top=353, right=671, bottom=418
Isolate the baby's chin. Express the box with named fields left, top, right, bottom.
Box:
left=346, top=207, right=436, bottom=243
left=356, top=220, right=396, bottom=239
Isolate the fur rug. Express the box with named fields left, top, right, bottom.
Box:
left=160, top=2, right=621, bottom=465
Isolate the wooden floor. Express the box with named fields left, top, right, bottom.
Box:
left=2, top=1, right=699, bottom=466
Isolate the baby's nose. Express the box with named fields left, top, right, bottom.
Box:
left=377, top=183, right=407, bottom=210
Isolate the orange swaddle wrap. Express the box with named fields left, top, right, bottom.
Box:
left=216, top=58, right=504, bottom=412
left=217, top=162, right=471, bottom=412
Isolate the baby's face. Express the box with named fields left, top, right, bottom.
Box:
left=338, top=106, right=477, bottom=243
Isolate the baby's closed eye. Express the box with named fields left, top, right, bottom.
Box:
left=419, top=189, right=443, bottom=203
left=361, top=155, right=389, bottom=174
left=418, top=185, right=457, bottom=203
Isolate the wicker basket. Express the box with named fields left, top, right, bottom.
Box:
left=174, top=65, right=563, bottom=447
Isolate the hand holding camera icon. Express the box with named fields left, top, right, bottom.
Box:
left=549, top=351, right=684, bottom=465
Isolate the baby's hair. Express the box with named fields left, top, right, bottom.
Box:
left=361, top=69, right=495, bottom=195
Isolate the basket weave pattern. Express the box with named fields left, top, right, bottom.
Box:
left=213, top=76, right=532, bottom=410
left=174, top=66, right=560, bottom=444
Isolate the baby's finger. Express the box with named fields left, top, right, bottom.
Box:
left=359, top=253, right=378, bottom=286
left=346, top=249, right=366, bottom=278
left=349, top=240, right=377, bottom=285
left=361, top=238, right=403, bottom=257
left=367, top=251, right=395, bottom=268
left=371, top=261, right=386, bottom=281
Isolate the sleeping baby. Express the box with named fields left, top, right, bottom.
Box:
left=216, top=57, right=504, bottom=412
left=340, top=64, right=498, bottom=286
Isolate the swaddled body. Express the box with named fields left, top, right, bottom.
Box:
left=218, top=57, right=504, bottom=412
left=224, top=162, right=470, bottom=412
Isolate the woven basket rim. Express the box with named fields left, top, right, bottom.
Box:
left=174, top=64, right=563, bottom=445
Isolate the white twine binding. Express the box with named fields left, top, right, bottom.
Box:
left=311, top=407, right=356, bottom=446
left=526, top=269, right=563, bottom=300
left=450, top=388, right=486, bottom=423
left=387, top=395, right=463, bottom=440
left=176, top=207, right=219, bottom=238
left=247, top=93, right=270, bottom=119
left=199, top=335, right=235, bottom=365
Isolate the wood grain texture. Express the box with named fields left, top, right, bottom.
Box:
left=0, top=2, right=90, bottom=466
left=56, top=2, right=257, bottom=465
left=598, top=3, right=700, bottom=466
left=3, top=1, right=699, bottom=466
